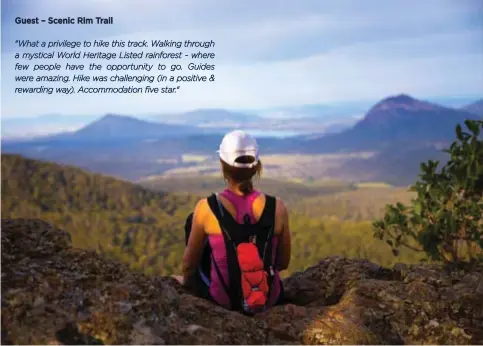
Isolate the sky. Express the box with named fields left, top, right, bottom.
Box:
left=1, top=0, right=483, bottom=119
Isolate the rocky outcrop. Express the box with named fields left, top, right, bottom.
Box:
left=2, top=218, right=482, bottom=345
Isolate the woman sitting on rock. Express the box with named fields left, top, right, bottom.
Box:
left=176, top=130, right=291, bottom=314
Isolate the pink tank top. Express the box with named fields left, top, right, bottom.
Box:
left=207, top=189, right=281, bottom=309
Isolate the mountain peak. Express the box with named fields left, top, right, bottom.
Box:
left=383, top=94, right=417, bottom=104
left=102, top=113, right=120, bottom=118
left=348, top=93, right=476, bottom=142
left=78, top=114, right=148, bottom=133
left=98, top=113, right=139, bottom=122
left=73, top=114, right=199, bottom=139
left=368, top=94, right=439, bottom=115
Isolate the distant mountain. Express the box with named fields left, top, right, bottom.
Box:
left=2, top=94, right=479, bottom=184
left=352, top=94, right=475, bottom=140
left=62, top=114, right=204, bottom=140
left=302, top=94, right=480, bottom=152
left=462, top=99, right=483, bottom=116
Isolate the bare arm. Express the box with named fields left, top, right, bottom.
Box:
left=277, top=199, right=291, bottom=271
left=182, top=199, right=207, bottom=284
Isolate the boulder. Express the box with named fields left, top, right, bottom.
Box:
left=2, top=218, right=482, bottom=344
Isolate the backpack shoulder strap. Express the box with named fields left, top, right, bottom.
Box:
left=207, top=193, right=247, bottom=241
left=258, top=195, right=278, bottom=302
left=260, top=195, right=276, bottom=262
left=259, top=194, right=276, bottom=227
left=207, top=193, right=224, bottom=220
left=206, top=193, right=242, bottom=310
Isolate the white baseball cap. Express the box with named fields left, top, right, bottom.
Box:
left=217, top=130, right=259, bottom=168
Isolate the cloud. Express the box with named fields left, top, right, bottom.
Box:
left=1, top=0, right=482, bottom=118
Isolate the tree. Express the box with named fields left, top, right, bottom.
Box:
left=373, top=120, right=483, bottom=263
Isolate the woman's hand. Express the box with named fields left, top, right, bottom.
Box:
left=171, top=275, right=184, bottom=285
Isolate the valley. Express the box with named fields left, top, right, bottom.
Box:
left=153, top=152, right=378, bottom=182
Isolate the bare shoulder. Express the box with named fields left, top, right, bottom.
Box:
left=194, top=198, right=209, bottom=218
left=196, top=197, right=208, bottom=208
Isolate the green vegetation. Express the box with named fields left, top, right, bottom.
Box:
left=374, top=120, right=483, bottom=263
left=157, top=152, right=379, bottom=184
left=1, top=154, right=198, bottom=275
left=295, top=186, right=415, bottom=221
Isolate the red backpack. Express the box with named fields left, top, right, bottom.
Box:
left=207, top=193, right=278, bottom=314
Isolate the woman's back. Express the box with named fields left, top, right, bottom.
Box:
left=199, top=188, right=288, bottom=310
left=202, top=190, right=285, bottom=237
left=181, top=130, right=291, bottom=313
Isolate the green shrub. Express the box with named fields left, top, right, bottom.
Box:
left=373, top=120, right=483, bottom=263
